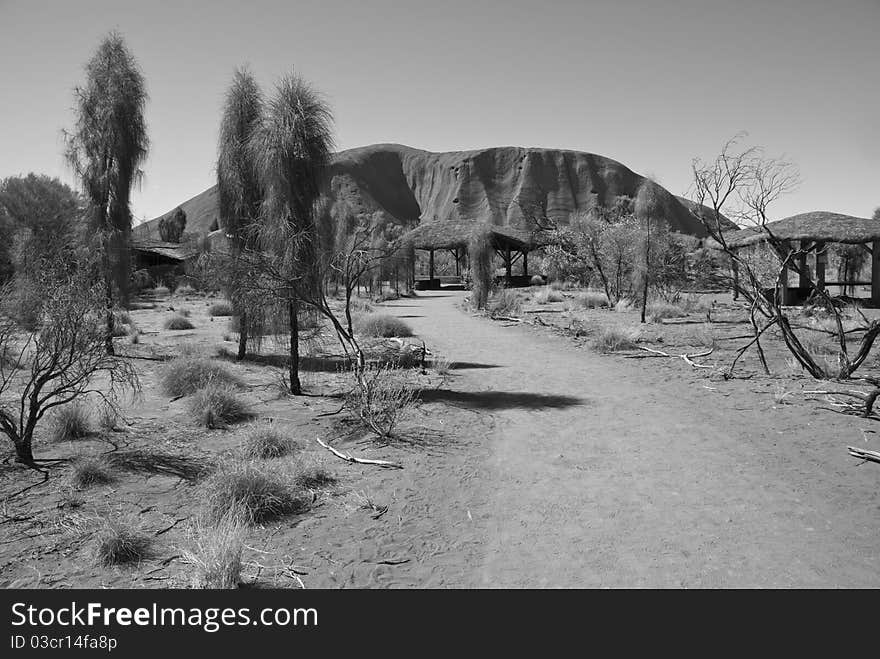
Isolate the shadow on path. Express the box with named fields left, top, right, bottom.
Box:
left=420, top=389, right=584, bottom=410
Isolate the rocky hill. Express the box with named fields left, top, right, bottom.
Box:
left=134, top=143, right=732, bottom=241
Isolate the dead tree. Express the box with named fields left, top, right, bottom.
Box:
left=0, top=271, right=139, bottom=467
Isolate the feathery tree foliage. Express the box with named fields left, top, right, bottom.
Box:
left=468, top=225, right=494, bottom=309
left=158, top=206, right=187, bottom=243
left=64, top=31, right=149, bottom=353
left=217, top=68, right=265, bottom=360
left=247, top=72, right=334, bottom=394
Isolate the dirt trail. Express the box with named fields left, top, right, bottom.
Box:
left=377, top=291, right=880, bottom=587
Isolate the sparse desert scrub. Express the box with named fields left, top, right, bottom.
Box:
left=591, top=325, right=640, bottom=352
left=530, top=275, right=545, bottom=286
left=429, top=353, right=452, bottom=375
left=570, top=290, right=609, bottom=309
left=209, top=301, right=234, bottom=317
left=182, top=507, right=247, bottom=589
left=614, top=298, right=634, bottom=313
left=488, top=289, right=522, bottom=316
left=152, top=285, right=170, bottom=297
left=687, top=323, right=716, bottom=348
left=241, top=424, right=298, bottom=459
left=292, top=457, right=335, bottom=490
left=353, top=313, right=413, bottom=338
left=49, top=403, right=93, bottom=442
left=362, top=338, right=424, bottom=369
left=346, top=365, right=418, bottom=439
left=534, top=287, right=564, bottom=304
left=189, top=382, right=251, bottom=428
left=647, top=301, right=687, bottom=323
left=164, top=313, right=195, bottom=330
left=94, top=519, right=153, bottom=566
left=70, top=456, right=116, bottom=488
left=199, top=461, right=309, bottom=524
left=160, top=356, right=242, bottom=397
left=110, top=308, right=137, bottom=337
left=348, top=298, right=374, bottom=314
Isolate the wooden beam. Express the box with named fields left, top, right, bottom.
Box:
left=522, top=250, right=529, bottom=276
left=872, top=240, right=880, bottom=306
left=814, top=241, right=826, bottom=291
left=798, top=240, right=810, bottom=289
left=429, top=249, right=435, bottom=280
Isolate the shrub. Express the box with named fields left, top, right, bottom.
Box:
left=94, top=519, right=152, bottom=566
left=209, top=302, right=234, bottom=317
left=160, top=357, right=241, bottom=397
left=130, top=269, right=153, bottom=292
left=152, top=285, right=170, bottom=297
left=549, top=281, right=565, bottom=291
left=353, top=313, right=413, bottom=338
left=614, top=298, right=634, bottom=313
left=348, top=298, right=374, bottom=314
left=529, top=275, right=545, bottom=286
left=293, top=458, right=335, bottom=490
left=182, top=507, right=247, bottom=589
left=534, top=287, right=564, bottom=304
left=70, top=456, right=115, bottom=488
left=49, top=403, right=93, bottom=442
left=189, top=383, right=251, bottom=428
left=176, top=284, right=196, bottom=297
left=571, top=291, right=609, bottom=309
left=346, top=365, right=418, bottom=439
left=164, top=313, right=194, bottom=330
left=200, top=461, right=309, bottom=524
left=647, top=301, right=688, bottom=323
left=591, top=326, right=640, bottom=352
left=488, top=289, right=522, bottom=316
left=373, top=290, right=400, bottom=303
left=241, top=424, right=297, bottom=460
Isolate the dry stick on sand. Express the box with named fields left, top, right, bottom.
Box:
left=314, top=436, right=403, bottom=469
left=637, top=346, right=715, bottom=369
left=847, top=447, right=880, bottom=464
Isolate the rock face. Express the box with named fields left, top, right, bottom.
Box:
left=135, top=143, right=721, bottom=240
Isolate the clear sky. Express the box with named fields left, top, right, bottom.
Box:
left=1, top=0, right=877, bottom=222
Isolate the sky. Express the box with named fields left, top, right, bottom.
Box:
left=0, top=0, right=878, bottom=223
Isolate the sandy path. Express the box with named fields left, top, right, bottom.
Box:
left=378, top=291, right=880, bottom=588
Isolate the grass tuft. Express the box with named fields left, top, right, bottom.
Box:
left=200, top=461, right=309, bottom=524
left=49, top=403, right=93, bottom=442
left=70, top=456, right=116, bottom=488
left=189, top=383, right=251, bottom=428
left=488, top=289, right=522, bottom=316
left=164, top=313, right=195, bottom=330
left=241, top=424, right=298, bottom=460
left=182, top=507, right=247, bottom=589
left=534, top=287, right=565, bottom=304
left=160, top=357, right=242, bottom=397
left=209, top=302, right=234, bottom=317
left=353, top=313, right=413, bottom=338
left=94, top=519, right=152, bottom=566
left=591, top=326, right=640, bottom=352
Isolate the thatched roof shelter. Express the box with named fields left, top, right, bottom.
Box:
left=131, top=239, right=197, bottom=263
left=401, top=220, right=540, bottom=251
left=723, top=211, right=880, bottom=249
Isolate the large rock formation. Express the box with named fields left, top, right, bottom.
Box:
left=135, top=143, right=728, bottom=241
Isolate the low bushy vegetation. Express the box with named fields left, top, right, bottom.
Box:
left=591, top=326, right=640, bottom=352
left=94, top=519, right=152, bottom=566
left=164, top=313, right=195, bottom=330
left=346, top=365, right=418, bottom=439
left=70, top=456, right=115, bottom=488
left=571, top=291, right=609, bottom=309
left=200, top=461, right=309, bottom=524
left=647, top=301, right=688, bottom=323
left=529, top=275, right=545, bottom=286
left=49, top=403, right=92, bottom=442
left=348, top=298, right=374, bottom=314
left=189, top=383, right=251, bottom=428
left=160, top=357, right=242, bottom=397
left=241, top=424, right=297, bottom=459
left=293, top=458, right=335, bottom=490
left=182, top=508, right=247, bottom=589
left=209, top=301, right=234, bottom=317
left=353, top=313, right=413, bottom=338
left=534, top=287, right=565, bottom=304
left=488, top=289, right=522, bottom=316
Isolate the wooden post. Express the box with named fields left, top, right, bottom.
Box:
left=454, top=247, right=461, bottom=276
left=522, top=250, right=529, bottom=276
left=779, top=241, right=790, bottom=305
left=872, top=241, right=880, bottom=306
left=429, top=249, right=435, bottom=280
left=505, top=246, right=512, bottom=280
left=798, top=240, right=810, bottom=289
left=814, top=241, right=826, bottom=292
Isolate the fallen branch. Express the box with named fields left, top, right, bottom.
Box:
left=636, top=346, right=715, bottom=369
left=315, top=436, right=403, bottom=469
left=491, top=316, right=522, bottom=323
left=847, top=446, right=880, bottom=464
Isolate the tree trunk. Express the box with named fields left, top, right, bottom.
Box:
left=288, top=295, right=302, bottom=395
left=237, top=310, right=248, bottom=360
left=14, top=433, right=35, bottom=465
left=104, top=273, right=115, bottom=356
